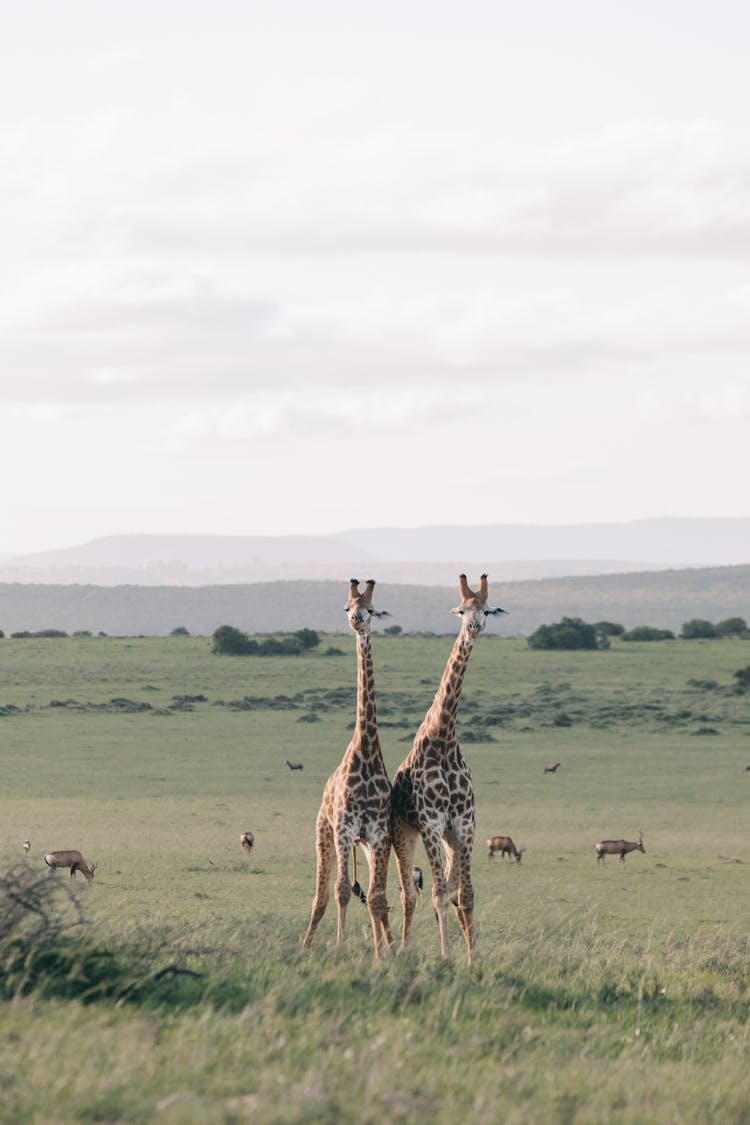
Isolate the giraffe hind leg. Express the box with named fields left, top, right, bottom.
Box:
left=334, top=831, right=355, bottom=945
left=302, top=814, right=335, bottom=949
left=446, top=840, right=475, bottom=964
left=422, top=832, right=451, bottom=958
left=392, top=819, right=419, bottom=949
left=362, top=840, right=393, bottom=959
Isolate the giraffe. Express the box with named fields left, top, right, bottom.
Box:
left=391, top=574, right=508, bottom=963
left=302, top=579, right=394, bottom=958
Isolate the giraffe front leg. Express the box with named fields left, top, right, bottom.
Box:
left=392, top=818, right=419, bottom=949
left=302, top=813, right=335, bottom=950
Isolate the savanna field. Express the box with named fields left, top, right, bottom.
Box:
left=1, top=630, right=749, bottom=1124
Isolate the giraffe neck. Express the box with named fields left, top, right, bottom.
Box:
left=424, top=630, right=474, bottom=738
left=351, top=631, right=382, bottom=761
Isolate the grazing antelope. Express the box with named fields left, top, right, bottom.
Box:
left=23, top=839, right=31, bottom=857
left=595, top=832, right=645, bottom=864
left=487, top=835, right=523, bottom=862
left=285, top=760, right=304, bottom=771
left=240, top=830, right=255, bottom=855
left=412, top=866, right=424, bottom=897
left=44, top=850, right=96, bottom=880
left=544, top=762, right=561, bottom=774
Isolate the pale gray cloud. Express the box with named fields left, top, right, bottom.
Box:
left=1, top=1, right=749, bottom=551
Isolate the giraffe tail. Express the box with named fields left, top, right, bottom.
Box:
left=351, top=880, right=368, bottom=904
left=351, top=845, right=367, bottom=905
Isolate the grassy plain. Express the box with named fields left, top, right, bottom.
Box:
left=1, top=632, right=749, bottom=1123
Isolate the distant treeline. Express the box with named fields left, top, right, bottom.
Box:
left=0, top=566, right=748, bottom=636
left=527, top=615, right=748, bottom=650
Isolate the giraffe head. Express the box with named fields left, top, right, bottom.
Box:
left=345, top=578, right=390, bottom=637
left=452, top=573, right=508, bottom=639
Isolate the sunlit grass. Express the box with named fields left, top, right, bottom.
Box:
left=0, top=634, right=749, bottom=1121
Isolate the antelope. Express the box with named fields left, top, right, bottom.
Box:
left=544, top=762, right=561, bottom=774
left=285, top=760, right=304, bottom=771
left=23, top=839, right=31, bottom=857
left=487, top=835, right=523, bottom=862
left=44, top=849, right=96, bottom=880
left=595, top=832, right=645, bottom=864
left=412, top=866, right=424, bottom=897
left=240, top=830, right=255, bottom=855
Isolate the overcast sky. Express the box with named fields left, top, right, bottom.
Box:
left=2, top=1, right=749, bottom=553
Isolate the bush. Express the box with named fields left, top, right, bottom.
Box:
left=384, top=624, right=403, bottom=636
left=594, top=621, right=625, bottom=638
left=621, top=626, right=675, bottom=642
left=527, top=617, right=599, bottom=650
left=10, top=629, right=68, bottom=639
left=716, top=617, right=748, bottom=637
left=734, top=665, right=750, bottom=691
left=0, top=862, right=204, bottom=1006
left=170, top=626, right=191, bottom=637
left=681, top=619, right=718, bottom=639
left=212, top=625, right=256, bottom=655
left=212, top=625, right=318, bottom=656
left=293, top=628, right=320, bottom=650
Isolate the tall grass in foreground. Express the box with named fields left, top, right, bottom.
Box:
left=1, top=862, right=748, bottom=1124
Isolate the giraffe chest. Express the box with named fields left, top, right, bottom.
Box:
left=392, top=739, right=474, bottom=829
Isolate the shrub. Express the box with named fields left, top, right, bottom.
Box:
left=293, top=628, right=320, bottom=650
left=384, top=624, right=403, bottom=636
left=594, top=621, right=625, bottom=638
left=527, top=617, right=599, bottom=650
left=170, top=626, right=191, bottom=637
left=734, top=665, right=750, bottom=691
left=212, top=625, right=256, bottom=655
left=621, top=626, right=675, bottom=641
left=212, top=626, right=317, bottom=656
left=681, top=619, right=718, bottom=639
left=256, top=636, right=303, bottom=656
left=716, top=617, right=748, bottom=637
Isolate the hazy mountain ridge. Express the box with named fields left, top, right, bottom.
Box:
left=2, top=519, right=748, bottom=588
left=0, top=565, right=747, bottom=638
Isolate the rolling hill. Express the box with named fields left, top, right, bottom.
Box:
left=0, top=565, right=747, bottom=637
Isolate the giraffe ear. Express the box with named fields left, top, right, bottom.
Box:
left=370, top=609, right=390, bottom=619
left=451, top=606, right=465, bottom=616
left=486, top=606, right=509, bottom=617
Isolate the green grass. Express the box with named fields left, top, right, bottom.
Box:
left=0, top=633, right=749, bottom=1123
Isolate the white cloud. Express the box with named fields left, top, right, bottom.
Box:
left=1, top=4, right=749, bottom=550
